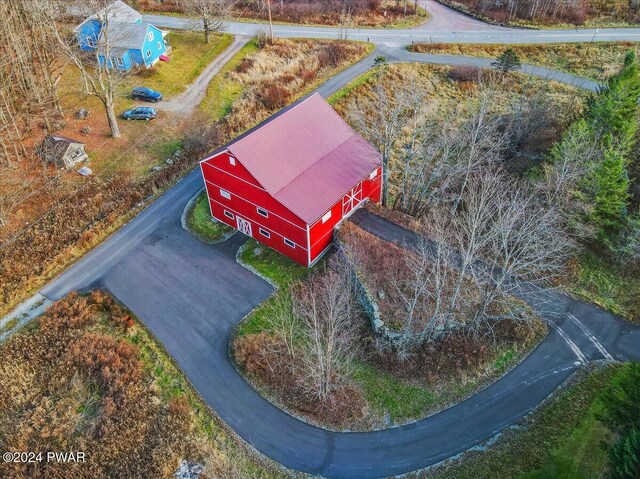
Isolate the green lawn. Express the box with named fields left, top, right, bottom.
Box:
left=567, top=251, right=640, bottom=322
left=127, top=31, right=234, bottom=98
left=236, top=239, right=311, bottom=337
left=352, top=361, right=435, bottom=423
left=185, top=192, right=233, bottom=243
left=199, top=39, right=261, bottom=121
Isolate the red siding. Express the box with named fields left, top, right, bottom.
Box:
left=308, top=166, right=383, bottom=265
left=200, top=152, right=382, bottom=267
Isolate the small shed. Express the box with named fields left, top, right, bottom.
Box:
left=39, top=135, right=89, bottom=169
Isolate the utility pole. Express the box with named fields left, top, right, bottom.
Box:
left=267, top=0, right=274, bottom=43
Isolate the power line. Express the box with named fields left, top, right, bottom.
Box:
left=1, top=31, right=245, bottom=248
left=1, top=8, right=272, bottom=248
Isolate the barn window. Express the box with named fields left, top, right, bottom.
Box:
left=220, top=189, right=231, bottom=200
left=259, top=228, right=270, bottom=238
left=369, top=168, right=378, bottom=179
left=148, top=31, right=154, bottom=41
left=224, top=210, right=234, bottom=219
left=321, top=211, right=332, bottom=223
left=229, top=156, right=236, bottom=166
left=284, top=238, right=295, bottom=248
left=257, top=207, right=268, bottom=218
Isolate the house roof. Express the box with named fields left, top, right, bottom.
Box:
left=223, top=93, right=382, bottom=224
left=40, top=136, right=83, bottom=160
left=99, top=22, right=151, bottom=50
left=75, top=1, right=142, bottom=31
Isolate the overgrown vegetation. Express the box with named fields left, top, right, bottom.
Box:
left=185, top=192, right=234, bottom=243
left=543, top=51, right=640, bottom=316
left=0, top=292, right=284, bottom=479
left=139, top=0, right=427, bottom=28
left=436, top=0, right=640, bottom=27
left=420, top=363, right=640, bottom=479
left=234, top=227, right=544, bottom=430
left=0, top=36, right=369, bottom=320
left=408, top=42, right=640, bottom=82
left=200, top=37, right=372, bottom=135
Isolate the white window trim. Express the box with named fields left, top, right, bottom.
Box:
left=224, top=210, right=234, bottom=219
left=321, top=210, right=332, bottom=224
left=157, top=41, right=162, bottom=49
left=259, top=228, right=270, bottom=238
left=210, top=198, right=307, bottom=250
left=86, top=37, right=95, bottom=47
left=257, top=207, right=268, bottom=218
left=284, top=238, right=296, bottom=248
left=116, top=57, right=124, bottom=66
left=220, top=189, right=231, bottom=200
left=146, top=50, right=152, bottom=58
left=204, top=178, right=305, bottom=232
left=229, top=156, right=236, bottom=166
left=369, top=168, right=378, bottom=180
left=148, top=31, right=154, bottom=41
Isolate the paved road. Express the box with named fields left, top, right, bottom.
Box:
left=144, top=0, right=640, bottom=45
left=421, top=0, right=504, bottom=31
left=29, top=4, right=639, bottom=478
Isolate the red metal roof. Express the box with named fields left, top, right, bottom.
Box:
left=226, top=93, right=382, bottom=224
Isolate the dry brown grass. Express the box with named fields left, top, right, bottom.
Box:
left=0, top=292, right=285, bottom=479
left=0, top=38, right=369, bottom=320
left=437, top=0, right=640, bottom=27
left=215, top=38, right=372, bottom=137
left=140, top=0, right=426, bottom=28
left=409, top=42, right=639, bottom=82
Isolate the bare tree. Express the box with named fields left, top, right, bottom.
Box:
left=293, top=262, right=356, bottom=401
left=0, top=0, right=63, bottom=166
left=348, top=81, right=425, bottom=206
left=38, top=0, right=129, bottom=138
left=185, top=0, right=235, bottom=44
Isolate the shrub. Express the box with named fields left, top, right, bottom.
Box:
left=257, top=85, right=292, bottom=109
left=448, top=65, right=481, bottom=82
left=318, top=42, right=350, bottom=68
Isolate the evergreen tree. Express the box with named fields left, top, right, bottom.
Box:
left=587, top=51, right=640, bottom=152
left=492, top=48, right=521, bottom=73
left=587, top=137, right=631, bottom=234
left=609, top=427, right=640, bottom=479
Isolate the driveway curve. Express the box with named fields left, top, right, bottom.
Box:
left=33, top=10, right=640, bottom=478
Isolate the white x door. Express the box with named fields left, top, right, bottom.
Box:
left=236, top=216, right=252, bottom=237
left=342, top=183, right=363, bottom=217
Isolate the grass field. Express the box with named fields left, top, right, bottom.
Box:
left=409, top=42, right=639, bottom=82
left=422, top=364, right=619, bottom=479
left=0, top=292, right=285, bottom=479
left=566, top=251, right=640, bottom=323
left=185, top=192, right=234, bottom=243
left=199, top=39, right=262, bottom=121
left=129, top=32, right=234, bottom=99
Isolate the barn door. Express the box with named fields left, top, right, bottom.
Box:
left=342, top=183, right=363, bottom=217
left=236, top=216, right=252, bottom=237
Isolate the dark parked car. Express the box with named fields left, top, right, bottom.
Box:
left=122, top=107, right=157, bottom=121
left=132, top=87, right=163, bottom=102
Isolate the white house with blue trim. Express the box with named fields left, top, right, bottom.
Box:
left=74, top=1, right=169, bottom=71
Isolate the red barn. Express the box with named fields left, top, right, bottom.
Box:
left=199, top=93, right=383, bottom=267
